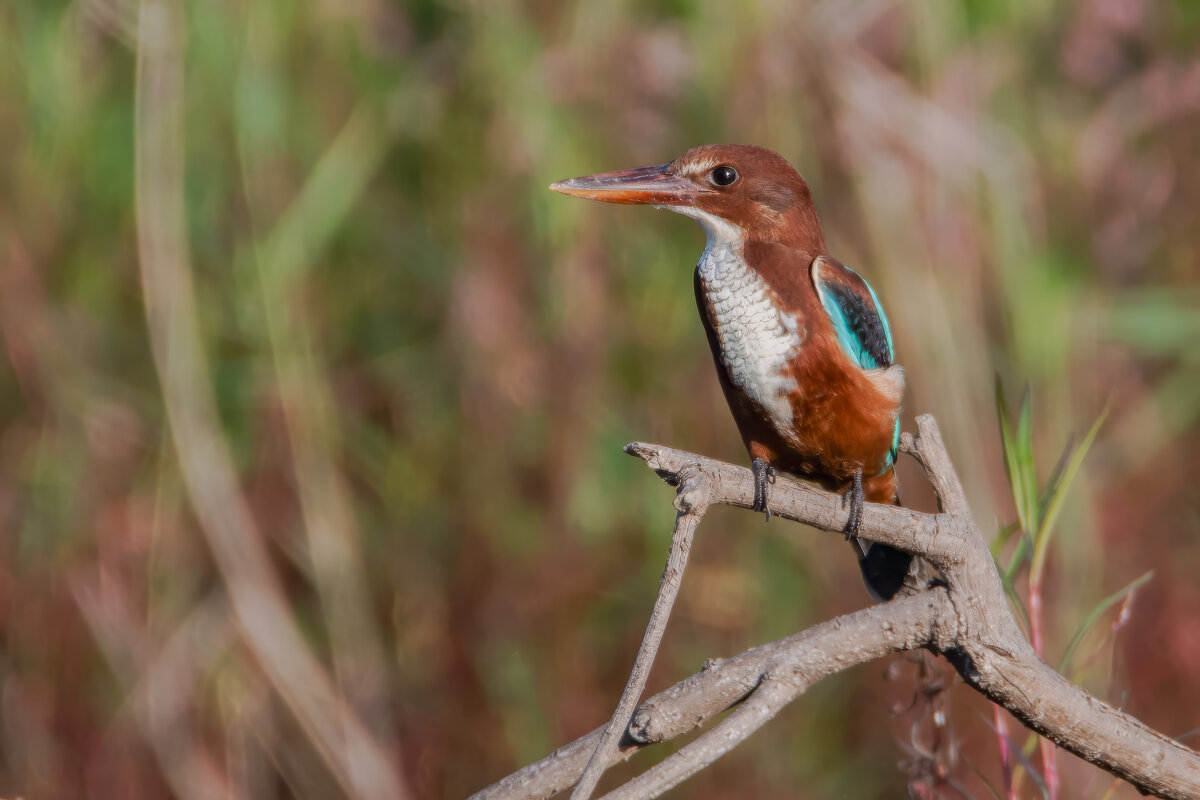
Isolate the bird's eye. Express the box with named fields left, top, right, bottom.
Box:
left=711, top=166, right=739, bottom=186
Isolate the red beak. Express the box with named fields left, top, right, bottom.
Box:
left=549, top=164, right=701, bottom=206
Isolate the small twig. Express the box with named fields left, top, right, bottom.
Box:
left=570, top=472, right=708, bottom=800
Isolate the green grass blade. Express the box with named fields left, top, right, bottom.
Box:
left=1038, top=432, right=1075, bottom=513
left=1037, top=405, right=1110, bottom=550
left=997, top=558, right=1030, bottom=630
left=1060, top=570, right=1153, bottom=672
left=996, top=377, right=1032, bottom=535
left=1015, top=383, right=1039, bottom=537
left=1003, top=533, right=1033, bottom=585
left=991, top=520, right=1021, bottom=558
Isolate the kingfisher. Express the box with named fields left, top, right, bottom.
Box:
left=551, top=144, right=919, bottom=600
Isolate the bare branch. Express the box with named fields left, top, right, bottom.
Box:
left=623, top=440, right=969, bottom=568
left=472, top=415, right=1200, bottom=800
left=571, top=498, right=707, bottom=800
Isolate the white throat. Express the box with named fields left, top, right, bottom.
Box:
left=678, top=207, right=803, bottom=433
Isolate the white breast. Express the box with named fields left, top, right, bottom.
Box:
left=685, top=211, right=803, bottom=434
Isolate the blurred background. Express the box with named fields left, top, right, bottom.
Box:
left=2, top=0, right=1199, bottom=797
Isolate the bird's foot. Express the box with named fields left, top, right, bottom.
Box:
left=751, top=457, right=777, bottom=520
left=842, top=469, right=864, bottom=543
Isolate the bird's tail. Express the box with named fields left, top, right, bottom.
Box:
left=858, top=540, right=914, bottom=602
left=856, top=471, right=931, bottom=601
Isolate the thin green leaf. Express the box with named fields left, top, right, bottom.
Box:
left=995, top=378, right=1030, bottom=534
left=991, top=520, right=1021, bottom=558
left=995, top=377, right=1015, bottom=475
left=1030, top=406, right=1108, bottom=585
left=1003, top=532, right=1033, bottom=585
left=1060, top=570, right=1153, bottom=671
left=1038, top=431, right=1075, bottom=513
left=996, top=559, right=1030, bottom=631
left=1015, top=383, right=1039, bottom=538
left=1038, top=405, right=1110, bottom=547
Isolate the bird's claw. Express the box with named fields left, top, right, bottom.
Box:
left=842, top=469, right=864, bottom=543
left=751, top=458, right=777, bottom=520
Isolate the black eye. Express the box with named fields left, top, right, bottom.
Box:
left=711, top=165, right=738, bottom=186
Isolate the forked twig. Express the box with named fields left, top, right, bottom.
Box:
left=570, top=469, right=708, bottom=800
left=472, top=416, right=1200, bottom=800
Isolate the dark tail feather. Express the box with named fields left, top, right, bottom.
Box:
left=859, top=543, right=914, bottom=601
left=856, top=470, right=930, bottom=601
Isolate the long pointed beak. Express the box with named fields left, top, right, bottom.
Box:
left=549, top=164, right=701, bottom=206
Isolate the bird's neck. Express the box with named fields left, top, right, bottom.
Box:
left=681, top=207, right=822, bottom=317
left=682, top=207, right=748, bottom=287
left=777, top=200, right=827, bottom=253
left=677, top=202, right=825, bottom=253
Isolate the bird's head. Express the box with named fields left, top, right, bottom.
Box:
left=550, top=144, right=825, bottom=250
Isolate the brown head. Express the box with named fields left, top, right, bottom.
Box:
left=550, top=144, right=826, bottom=251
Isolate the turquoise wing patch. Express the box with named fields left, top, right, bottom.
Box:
left=811, top=256, right=894, bottom=370
left=812, top=256, right=899, bottom=472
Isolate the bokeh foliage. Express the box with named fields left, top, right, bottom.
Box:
left=1, top=1, right=1199, bottom=798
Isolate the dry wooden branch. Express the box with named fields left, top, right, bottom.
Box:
left=570, top=495, right=706, bottom=799
left=470, top=415, right=1200, bottom=800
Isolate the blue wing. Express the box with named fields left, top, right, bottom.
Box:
left=811, top=256, right=894, bottom=370
left=811, top=256, right=900, bottom=467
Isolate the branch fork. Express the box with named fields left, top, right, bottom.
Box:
left=472, top=415, right=1200, bottom=800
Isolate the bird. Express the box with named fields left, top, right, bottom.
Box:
left=550, top=143, right=920, bottom=600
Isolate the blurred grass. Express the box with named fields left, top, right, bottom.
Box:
left=1, top=1, right=1199, bottom=798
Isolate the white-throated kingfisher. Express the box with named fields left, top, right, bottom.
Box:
left=551, top=144, right=919, bottom=600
